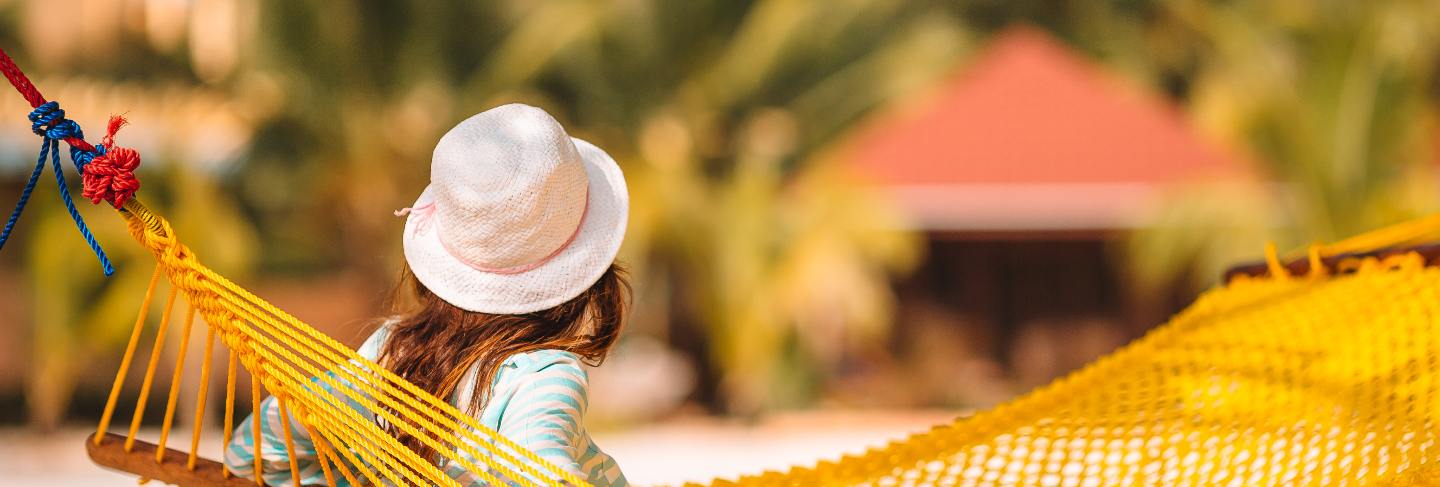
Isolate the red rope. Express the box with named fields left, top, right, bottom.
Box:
left=0, top=46, right=140, bottom=208
left=0, top=47, right=97, bottom=153
left=82, top=116, right=141, bottom=208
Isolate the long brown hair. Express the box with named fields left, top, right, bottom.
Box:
left=376, top=263, right=630, bottom=460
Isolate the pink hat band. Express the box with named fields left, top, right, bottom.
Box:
left=395, top=190, right=590, bottom=276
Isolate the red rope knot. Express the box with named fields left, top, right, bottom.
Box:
left=81, top=115, right=141, bottom=209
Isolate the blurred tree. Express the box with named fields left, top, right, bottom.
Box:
left=240, top=0, right=963, bottom=413
left=0, top=0, right=963, bottom=425
left=1122, top=0, right=1440, bottom=292
left=1, top=0, right=260, bottom=429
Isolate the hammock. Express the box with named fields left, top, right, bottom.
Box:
left=7, top=49, right=1440, bottom=486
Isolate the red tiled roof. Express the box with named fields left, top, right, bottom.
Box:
left=844, top=26, right=1252, bottom=230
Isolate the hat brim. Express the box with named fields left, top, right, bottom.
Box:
left=401, top=137, right=628, bottom=314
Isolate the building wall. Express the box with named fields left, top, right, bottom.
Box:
left=888, top=233, right=1193, bottom=406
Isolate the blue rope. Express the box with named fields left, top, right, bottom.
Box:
left=47, top=137, right=113, bottom=275
left=0, top=144, right=46, bottom=251
left=28, top=101, right=100, bottom=171
left=0, top=101, right=115, bottom=276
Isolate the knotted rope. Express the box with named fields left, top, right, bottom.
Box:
left=0, top=48, right=142, bottom=276
left=82, top=115, right=142, bottom=208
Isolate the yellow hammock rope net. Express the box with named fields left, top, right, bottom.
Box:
left=90, top=196, right=1440, bottom=486
left=92, top=199, right=590, bottom=487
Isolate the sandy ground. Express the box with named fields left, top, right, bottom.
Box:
left=0, top=410, right=957, bottom=486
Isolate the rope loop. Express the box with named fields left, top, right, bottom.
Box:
left=73, top=143, right=104, bottom=168
left=1264, top=242, right=1290, bottom=280
left=1306, top=243, right=1327, bottom=279
left=28, top=101, right=81, bottom=139
left=160, top=241, right=191, bottom=268
left=262, top=376, right=284, bottom=397
left=126, top=206, right=178, bottom=255
left=27, top=101, right=106, bottom=170
left=1259, top=215, right=1440, bottom=282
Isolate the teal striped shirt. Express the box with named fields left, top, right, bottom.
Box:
left=224, top=324, right=628, bottom=486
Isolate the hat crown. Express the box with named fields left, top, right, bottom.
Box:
left=429, top=104, right=589, bottom=270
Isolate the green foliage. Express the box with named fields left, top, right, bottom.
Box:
left=1127, top=0, right=1440, bottom=291
left=239, top=0, right=955, bottom=412
left=4, top=0, right=955, bottom=424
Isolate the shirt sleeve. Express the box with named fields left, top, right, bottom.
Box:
left=495, top=359, right=592, bottom=482
left=224, top=324, right=392, bottom=485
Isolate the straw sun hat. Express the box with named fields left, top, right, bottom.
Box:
left=396, top=103, right=628, bottom=314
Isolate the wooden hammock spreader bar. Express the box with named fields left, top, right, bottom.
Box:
left=87, top=433, right=253, bottom=487
left=1223, top=243, right=1440, bottom=280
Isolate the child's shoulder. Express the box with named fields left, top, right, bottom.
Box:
left=496, top=350, right=591, bottom=406
left=503, top=349, right=586, bottom=377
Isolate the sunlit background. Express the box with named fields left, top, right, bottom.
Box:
left=1, top=0, right=1439, bottom=485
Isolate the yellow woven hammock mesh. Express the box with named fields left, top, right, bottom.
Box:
left=92, top=196, right=1440, bottom=486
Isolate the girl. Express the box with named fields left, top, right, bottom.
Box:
left=224, top=103, right=631, bottom=486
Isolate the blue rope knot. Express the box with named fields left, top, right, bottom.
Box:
left=0, top=100, right=116, bottom=276
left=29, top=101, right=81, bottom=139
left=27, top=101, right=104, bottom=170
left=72, top=141, right=104, bottom=168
